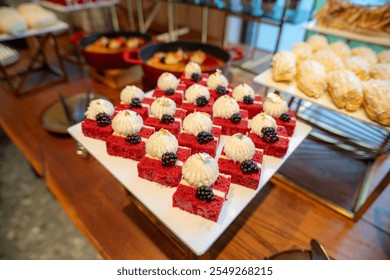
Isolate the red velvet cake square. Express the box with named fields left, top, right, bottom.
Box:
left=212, top=109, right=250, bottom=136
left=172, top=174, right=231, bottom=222
left=248, top=126, right=290, bottom=158
left=177, top=125, right=222, bottom=157
left=237, top=96, right=263, bottom=119
left=106, top=126, right=155, bottom=161
left=180, top=97, right=214, bottom=116
left=143, top=108, right=187, bottom=137
left=218, top=149, right=263, bottom=190
left=137, top=146, right=191, bottom=187
left=152, top=84, right=186, bottom=106
left=114, top=97, right=154, bottom=120
left=81, top=119, right=113, bottom=141
left=209, top=84, right=233, bottom=100
left=179, top=73, right=208, bottom=87
left=273, top=110, right=296, bottom=137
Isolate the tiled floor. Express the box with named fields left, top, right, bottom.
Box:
left=0, top=129, right=100, bottom=260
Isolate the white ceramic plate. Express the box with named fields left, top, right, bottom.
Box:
left=68, top=119, right=311, bottom=255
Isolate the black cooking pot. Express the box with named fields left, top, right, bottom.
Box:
left=79, top=31, right=151, bottom=70
left=122, top=41, right=243, bottom=87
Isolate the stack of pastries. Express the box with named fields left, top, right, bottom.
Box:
left=271, top=34, right=390, bottom=126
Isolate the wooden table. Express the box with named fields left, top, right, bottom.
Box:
left=1, top=59, right=389, bottom=259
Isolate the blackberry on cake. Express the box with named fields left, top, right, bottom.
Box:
left=96, top=112, right=111, bottom=127
left=181, top=83, right=214, bottom=115
left=218, top=133, right=263, bottom=190
left=137, top=129, right=191, bottom=187
left=82, top=98, right=114, bottom=141
left=263, top=92, right=296, bottom=136
left=248, top=112, right=290, bottom=158
left=197, top=131, right=214, bottom=144
left=206, top=69, right=233, bottom=100
left=152, top=72, right=186, bottom=105
left=114, top=85, right=154, bottom=120
left=143, top=96, right=186, bottom=137
left=212, top=95, right=249, bottom=136
left=131, top=97, right=142, bottom=108
left=173, top=153, right=231, bottom=222
left=232, top=83, right=263, bottom=118
left=106, top=110, right=155, bottom=161
left=177, top=112, right=221, bottom=157
left=179, top=61, right=209, bottom=87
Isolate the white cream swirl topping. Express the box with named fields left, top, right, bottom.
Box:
left=212, top=95, right=239, bottom=119
left=185, top=84, right=210, bottom=104
left=183, top=112, right=212, bottom=136
left=224, top=133, right=255, bottom=163
left=232, top=83, right=255, bottom=102
left=184, top=61, right=201, bottom=78
left=150, top=97, right=176, bottom=119
left=85, top=99, right=114, bottom=120
left=120, top=85, right=144, bottom=104
left=249, top=113, right=277, bottom=137
left=182, top=153, right=219, bottom=187
left=112, top=110, right=143, bottom=136
left=207, top=69, right=228, bottom=89
left=263, top=92, right=288, bottom=117
left=157, top=72, right=179, bottom=91
left=146, top=129, right=178, bottom=159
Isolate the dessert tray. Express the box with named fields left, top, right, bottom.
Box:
left=68, top=119, right=311, bottom=256
left=254, top=69, right=390, bottom=130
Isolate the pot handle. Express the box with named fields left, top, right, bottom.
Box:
left=122, top=49, right=143, bottom=64
left=225, top=46, right=244, bottom=61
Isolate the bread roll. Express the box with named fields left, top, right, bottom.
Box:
left=291, top=42, right=312, bottom=65
left=329, top=41, right=351, bottom=61
left=370, top=64, right=390, bottom=81
left=271, top=51, right=296, bottom=82
left=18, top=3, right=57, bottom=29
left=351, top=47, right=378, bottom=65
left=306, top=34, right=329, bottom=53
left=377, top=50, right=390, bottom=64
left=0, top=7, right=27, bottom=34
left=345, top=56, right=370, bottom=81
left=313, top=49, right=344, bottom=73
left=296, top=60, right=327, bottom=98
left=362, top=79, right=390, bottom=126
left=326, top=70, right=363, bottom=111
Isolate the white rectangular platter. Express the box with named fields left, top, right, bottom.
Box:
left=254, top=69, right=390, bottom=131
left=0, top=21, right=69, bottom=42
left=68, top=120, right=311, bottom=255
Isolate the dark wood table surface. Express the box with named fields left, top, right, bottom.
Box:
left=1, top=57, right=389, bottom=259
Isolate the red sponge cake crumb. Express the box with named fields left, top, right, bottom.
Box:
left=172, top=174, right=231, bottom=222
left=137, top=146, right=191, bottom=187
left=212, top=110, right=249, bottom=136
left=274, top=110, right=296, bottom=137
left=106, top=126, right=155, bottom=161
left=177, top=125, right=222, bottom=157
left=237, top=96, right=263, bottom=119
left=180, top=73, right=208, bottom=87
left=209, top=84, right=233, bottom=100
left=81, top=119, right=113, bottom=141
left=152, top=84, right=186, bottom=105
left=218, top=149, right=263, bottom=190
left=114, top=97, right=154, bottom=120
left=180, top=97, right=214, bottom=116
left=143, top=108, right=186, bottom=137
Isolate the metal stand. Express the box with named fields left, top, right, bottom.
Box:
left=0, top=33, right=67, bottom=96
